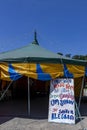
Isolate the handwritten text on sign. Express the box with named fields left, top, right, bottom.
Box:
left=48, top=79, right=75, bottom=124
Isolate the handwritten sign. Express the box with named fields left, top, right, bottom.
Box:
left=48, top=78, right=75, bottom=124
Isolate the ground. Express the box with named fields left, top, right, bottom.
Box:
left=0, top=96, right=87, bottom=130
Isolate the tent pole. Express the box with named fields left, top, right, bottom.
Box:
left=78, top=75, right=85, bottom=109
left=28, top=76, right=30, bottom=117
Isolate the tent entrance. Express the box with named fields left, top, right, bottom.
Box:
left=12, top=76, right=28, bottom=100
left=0, top=77, right=50, bottom=118
left=30, top=79, right=50, bottom=118
left=0, top=77, right=28, bottom=117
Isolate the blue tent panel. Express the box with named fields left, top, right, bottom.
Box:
left=85, top=66, right=87, bottom=76
left=63, top=64, right=73, bottom=78
left=36, top=64, right=52, bottom=80
left=8, top=64, right=22, bottom=81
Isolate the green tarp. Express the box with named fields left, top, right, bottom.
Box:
left=0, top=39, right=87, bottom=66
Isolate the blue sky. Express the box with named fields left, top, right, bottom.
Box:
left=0, top=0, right=87, bottom=56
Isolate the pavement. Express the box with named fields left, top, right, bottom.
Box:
left=0, top=97, right=87, bottom=130
left=0, top=116, right=87, bottom=130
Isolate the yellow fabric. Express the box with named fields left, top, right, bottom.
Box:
left=67, top=65, right=85, bottom=78
left=0, top=63, right=11, bottom=81
left=12, top=63, right=37, bottom=79
left=39, top=63, right=63, bottom=78
left=0, top=63, right=85, bottom=99
left=0, top=63, right=86, bottom=81
left=12, top=63, right=64, bottom=79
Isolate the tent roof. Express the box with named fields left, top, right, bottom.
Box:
left=0, top=42, right=65, bottom=63
left=0, top=33, right=87, bottom=66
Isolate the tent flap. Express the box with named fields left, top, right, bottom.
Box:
left=0, top=63, right=86, bottom=81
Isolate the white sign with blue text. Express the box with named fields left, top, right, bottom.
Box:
left=48, top=78, right=75, bottom=124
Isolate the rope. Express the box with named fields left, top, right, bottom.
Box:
left=0, top=80, right=13, bottom=101
left=78, top=75, right=85, bottom=109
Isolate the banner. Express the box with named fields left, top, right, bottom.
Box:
left=48, top=78, right=75, bottom=124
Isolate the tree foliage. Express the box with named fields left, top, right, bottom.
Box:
left=72, top=55, right=87, bottom=60
left=57, top=52, right=63, bottom=56
left=57, top=52, right=87, bottom=60
left=65, top=54, right=71, bottom=58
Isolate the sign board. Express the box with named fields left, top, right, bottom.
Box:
left=48, top=78, right=75, bottom=124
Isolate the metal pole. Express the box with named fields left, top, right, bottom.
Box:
left=78, top=75, right=85, bottom=109
left=28, top=77, right=30, bottom=117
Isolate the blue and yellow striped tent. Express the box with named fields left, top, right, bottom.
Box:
left=0, top=34, right=87, bottom=99
left=0, top=62, right=86, bottom=82
left=0, top=35, right=87, bottom=82
left=1, top=34, right=87, bottom=117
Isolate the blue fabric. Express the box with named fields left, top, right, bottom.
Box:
left=36, top=64, right=52, bottom=80
left=85, top=66, right=87, bottom=76
left=63, top=64, right=73, bottom=78
left=8, top=64, right=22, bottom=81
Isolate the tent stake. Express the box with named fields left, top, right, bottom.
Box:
left=28, top=77, right=30, bottom=117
